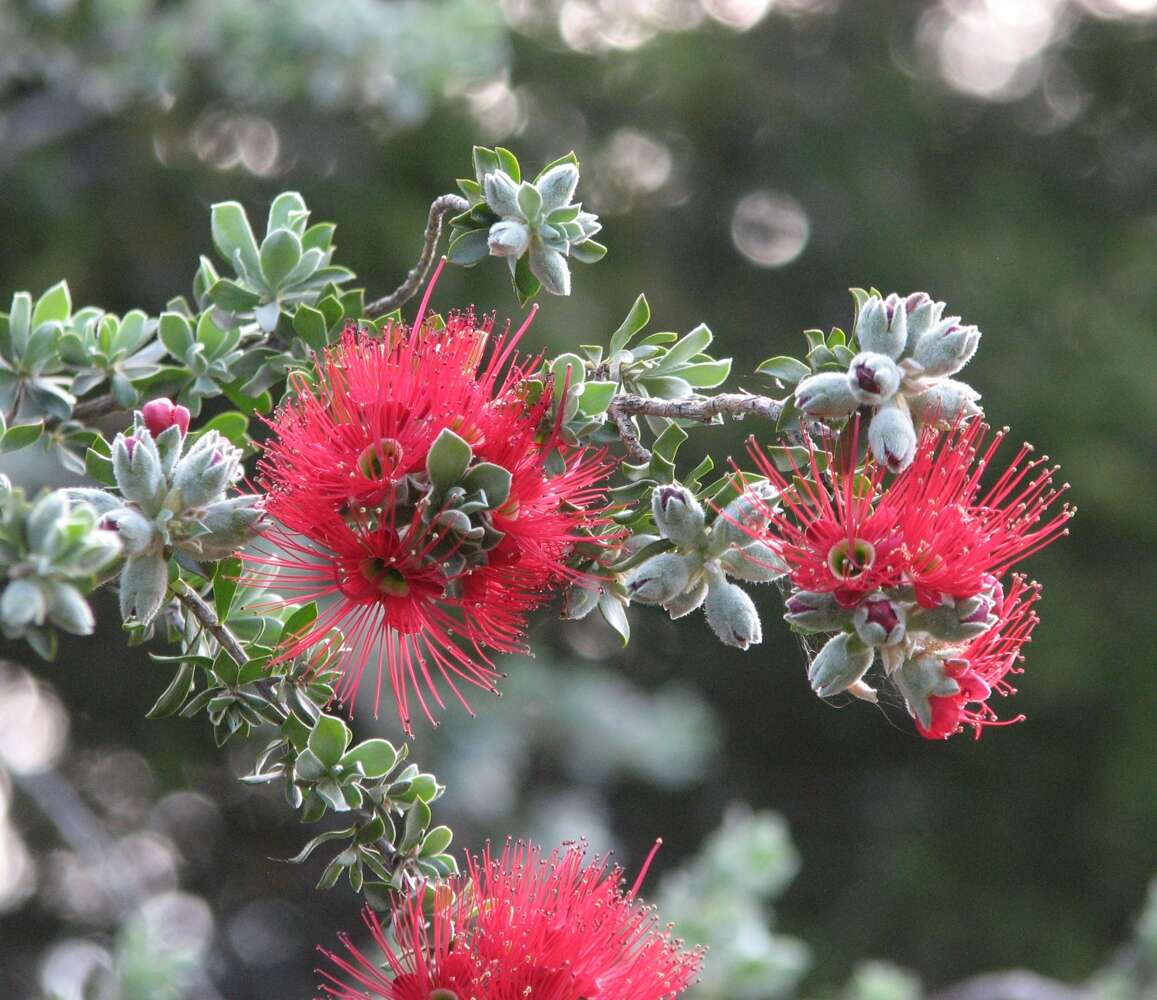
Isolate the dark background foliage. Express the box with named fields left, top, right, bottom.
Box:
left=1, top=1, right=1154, bottom=996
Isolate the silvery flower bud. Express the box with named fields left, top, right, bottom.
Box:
left=852, top=593, right=907, bottom=647
left=487, top=220, right=530, bottom=258
left=719, top=542, right=788, bottom=583
left=703, top=570, right=762, bottom=650
left=529, top=241, right=571, bottom=296
left=664, top=575, right=708, bottom=620
left=172, top=432, right=241, bottom=510
left=783, top=590, right=853, bottom=633
left=192, top=495, right=263, bottom=558
left=483, top=170, right=521, bottom=218
left=902, top=292, right=946, bottom=354
left=561, top=581, right=600, bottom=621
left=895, top=654, right=961, bottom=731
left=625, top=551, right=693, bottom=606
left=709, top=483, right=778, bottom=554
left=906, top=378, right=982, bottom=426
left=856, top=293, right=908, bottom=359
left=113, top=431, right=164, bottom=512
left=847, top=352, right=902, bottom=406
left=1, top=579, right=47, bottom=628
left=868, top=401, right=917, bottom=472
left=48, top=581, right=95, bottom=635
left=908, top=598, right=994, bottom=642
left=794, top=372, right=860, bottom=419
left=652, top=484, right=707, bottom=547
left=64, top=488, right=121, bottom=517
left=110, top=508, right=160, bottom=556
left=119, top=551, right=169, bottom=626
left=911, top=320, right=980, bottom=377
left=807, top=631, right=874, bottom=698
left=536, top=163, right=580, bottom=212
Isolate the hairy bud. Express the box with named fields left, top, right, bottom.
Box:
left=794, top=372, right=860, bottom=419
left=783, top=590, right=853, bottom=633
left=118, top=552, right=169, bottom=627
left=868, top=401, right=917, bottom=472
left=911, top=320, right=981, bottom=377
left=894, top=654, right=962, bottom=731
left=703, top=569, right=762, bottom=650
left=664, top=575, right=708, bottom=619
left=141, top=398, right=191, bottom=438
left=856, top=293, right=908, bottom=359
left=625, top=552, right=694, bottom=606
left=807, top=632, right=875, bottom=698
left=902, top=292, right=946, bottom=353
left=848, top=352, right=902, bottom=406
left=853, top=593, right=907, bottom=646
left=719, top=541, right=788, bottom=583
left=709, top=483, right=778, bottom=554
left=487, top=219, right=530, bottom=258
left=652, top=484, right=707, bottom=547
left=906, top=378, right=982, bottom=426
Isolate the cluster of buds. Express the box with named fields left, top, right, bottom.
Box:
left=624, top=482, right=787, bottom=650
left=745, top=417, right=1070, bottom=739
left=69, top=398, right=262, bottom=628
left=793, top=291, right=982, bottom=471
left=0, top=476, right=121, bottom=657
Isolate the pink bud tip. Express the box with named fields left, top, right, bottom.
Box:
left=142, top=398, right=191, bottom=437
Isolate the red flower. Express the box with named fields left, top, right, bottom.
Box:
left=746, top=424, right=908, bottom=608
left=916, top=575, right=1041, bottom=740
left=746, top=419, right=1071, bottom=610
left=317, top=841, right=702, bottom=1000
left=888, top=420, right=1072, bottom=607
left=250, top=311, right=612, bottom=733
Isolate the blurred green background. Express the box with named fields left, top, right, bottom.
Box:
left=1, top=0, right=1155, bottom=997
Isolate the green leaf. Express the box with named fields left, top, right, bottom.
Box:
left=517, top=183, right=542, bottom=222
left=550, top=353, right=586, bottom=388
left=208, top=278, right=262, bottom=313
left=341, top=739, right=399, bottom=779
left=198, top=411, right=249, bottom=447
left=279, top=601, right=319, bottom=645
left=308, top=714, right=352, bottom=768
left=495, top=147, right=521, bottom=182
left=260, top=228, right=304, bottom=290
left=286, top=826, right=355, bottom=865
left=755, top=356, right=811, bottom=383
left=291, top=304, right=329, bottom=352
left=662, top=323, right=713, bottom=368
left=302, top=222, right=336, bottom=253
left=211, top=201, right=262, bottom=279
left=1, top=422, right=44, bottom=453
left=31, top=281, right=71, bottom=328
left=513, top=254, right=541, bottom=307
left=446, top=228, right=489, bottom=266
left=145, top=662, right=197, bottom=719
left=569, top=239, right=606, bottom=264
left=419, top=825, right=453, bottom=858
left=679, top=359, right=732, bottom=388
left=426, top=428, right=472, bottom=491
left=85, top=447, right=116, bottom=486
left=213, top=556, right=242, bottom=622
left=267, top=191, right=309, bottom=236
left=472, top=146, right=501, bottom=184
left=158, top=311, right=195, bottom=359
left=462, top=462, right=512, bottom=508
left=400, top=800, right=432, bottom=852
left=598, top=592, right=630, bottom=645
left=577, top=380, right=616, bottom=415
left=609, top=294, right=650, bottom=354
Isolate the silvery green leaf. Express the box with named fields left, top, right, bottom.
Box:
left=255, top=301, right=281, bottom=334
left=211, top=201, right=262, bottom=280
left=64, top=488, right=121, bottom=517
left=528, top=241, right=571, bottom=296
left=483, top=170, right=521, bottom=219
left=1, top=579, right=47, bottom=628
left=26, top=490, right=68, bottom=554
left=48, top=581, right=95, bottom=635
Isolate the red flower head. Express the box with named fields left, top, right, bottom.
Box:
left=746, top=424, right=908, bottom=608
left=317, top=841, right=702, bottom=1000
left=916, top=575, right=1041, bottom=740
left=249, top=300, right=612, bottom=733
left=888, top=420, right=1072, bottom=607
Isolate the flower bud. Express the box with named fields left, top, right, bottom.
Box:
left=902, top=292, right=946, bottom=354
left=906, top=378, right=982, bottom=426
left=807, top=632, right=874, bottom=698
left=483, top=170, right=521, bottom=218
left=118, top=551, right=169, bottom=626
left=910, top=320, right=980, bottom=377
left=709, top=483, right=778, bottom=554
left=794, top=372, right=860, bottom=419
left=852, top=593, right=907, bottom=646
left=112, top=431, right=165, bottom=512
left=868, top=401, right=917, bottom=472
left=855, top=293, right=908, bottom=359
left=703, top=570, right=762, bottom=650
left=664, top=575, right=708, bottom=619
left=192, top=495, right=263, bottom=558
left=141, top=398, right=191, bottom=438
left=783, top=590, right=854, bottom=633
left=1, top=579, right=47, bottom=629
left=110, top=508, right=160, bottom=556
left=847, top=352, right=902, bottom=405
left=894, top=654, right=962, bottom=732
left=487, top=219, right=530, bottom=258
left=652, top=484, right=707, bottom=547
left=536, top=163, right=580, bottom=212
left=48, top=581, right=95, bottom=635
left=172, top=432, right=241, bottom=510
left=908, top=598, right=994, bottom=641
left=625, top=552, right=694, bottom=606
left=561, top=582, right=601, bottom=621
left=719, top=541, right=788, bottom=583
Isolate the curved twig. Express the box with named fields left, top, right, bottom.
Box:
left=175, top=583, right=248, bottom=666
left=365, top=193, right=470, bottom=318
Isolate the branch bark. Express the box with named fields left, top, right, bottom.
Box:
left=365, top=194, right=470, bottom=318
left=175, top=583, right=249, bottom=667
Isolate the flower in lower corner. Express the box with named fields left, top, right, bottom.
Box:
left=317, top=841, right=703, bottom=1000
left=250, top=315, right=613, bottom=734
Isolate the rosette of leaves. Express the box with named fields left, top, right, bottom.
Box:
left=0, top=476, right=121, bottom=658
left=197, top=190, right=355, bottom=335
left=57, top=301, right=167, bottom=407
left=447, top=145, right=606, bottom=304
left=0, top=282, right=77, bottom=422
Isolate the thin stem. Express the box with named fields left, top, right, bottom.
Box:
left=365, top=194, right=470, bottom=318
left=72, top=393, right=121, bottom=421
left=174, top=583, right=248, bottom=666
left=608, top=391, right=818, bottom=463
